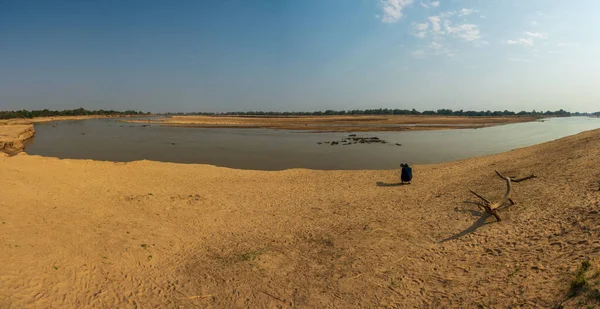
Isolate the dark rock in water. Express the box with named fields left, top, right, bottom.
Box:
left=170, top=143, right=176, bottom=145
left=396, top=143, right=402, bottom=146
left=319, top=135, right=389, bottom=146
left=81, top=133, right=86, bottom=135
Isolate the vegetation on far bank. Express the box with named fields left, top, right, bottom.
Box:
left=0, top=108, right=150, bottom=120
left=3, top=107, right=600, bottom=120
left=166, top=108, right=598, bottom=117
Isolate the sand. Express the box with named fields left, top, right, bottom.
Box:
left=1, top=126, right=600, bottom=308
left=0, top=123, right=35, bottom=154
left=127, top=115, right=539, bottom=132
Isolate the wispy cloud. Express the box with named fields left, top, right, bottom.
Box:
left=505, top=32, right=546, bottom=47
left=525, top=32, right=547, bottom=39
left=506, top=38, right=534, bottom=46
left=429, top=42, right=443, bottom=49
left=379, top=0, right=414, bottom=23
left=445, top=22, right=481, bottom=41
left=412, top=42, right=456, bottom=59
left=440, top=11, right=457, bottom=18
left=413, top=22, right=429, bottom=38
left=557, top=42, right=577, bottom=47
left=420, top=1, right=439, bottom=8
left=459, top=8, right=478, bottom=16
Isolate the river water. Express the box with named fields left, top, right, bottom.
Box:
left=24, top=117, right=600, bottom=170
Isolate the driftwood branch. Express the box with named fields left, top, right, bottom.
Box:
left=509, top=174, right=536, bottom=183
left=468, top=170, right=535, bottom=222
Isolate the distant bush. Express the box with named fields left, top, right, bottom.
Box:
left=0, top=108, right=150, bottom=119
left=165, top=108, right=582, bottom=117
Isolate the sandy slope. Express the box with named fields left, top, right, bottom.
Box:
left=1, top=129, right=600, bottom=308
left=0, top=124, right=35, bottom=154
left=127, top=115, right=538, bottom=132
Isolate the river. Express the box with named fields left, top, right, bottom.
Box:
left=24, top=117, right=600, bottom=170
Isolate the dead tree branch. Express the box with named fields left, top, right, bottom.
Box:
left=468, top=170, right=535, bottom=222
left=509, top=174, right=537, bottom=183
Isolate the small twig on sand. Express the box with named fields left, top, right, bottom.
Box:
left=349, top=273, right=363, bottom=280
left=391, top=255, right=407, bottom=265
left=182, top=295, right=214, bottom=300
left=260, top=290, right=286, bottom=303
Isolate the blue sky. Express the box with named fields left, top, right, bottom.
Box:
left=1, top=0, right=599, bottom=113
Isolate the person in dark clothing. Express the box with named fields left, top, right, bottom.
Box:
left=400, top=163, right=412, bottom=184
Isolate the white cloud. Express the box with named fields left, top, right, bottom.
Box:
left=379, top=0, right=414, bottom=23
left=506, top=38, right=534, bottom=46
left=459, top=8, right=478, bottom=16
left=530, top=21, right=539, bottom=26
left=525, top=32, right=547, bottom=39
left=480, top=40, right=490, bottom=45
left=480, top=15, right=486, bottom=19
left=429, top=42, right=443, bottom=49
left=431, top=1, right=439, bottom=7
left=413, top=22, right=429, bottom=38
left=445, top=22, right=481, bottom=41
left=428, top=16, right=442, bottom=32
left=414, top=22, right=429, bottom=31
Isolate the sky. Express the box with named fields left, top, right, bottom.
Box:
left=1, top=0, right=599, bottom=113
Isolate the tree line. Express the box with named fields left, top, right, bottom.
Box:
left=2, top=108, right=599, bottom=119
left=166, top=108, right=597, bottom=117
left=0, top=108, right=149, bottom=119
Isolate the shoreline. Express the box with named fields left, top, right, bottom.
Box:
left=1, top=128, right=600, bottom=307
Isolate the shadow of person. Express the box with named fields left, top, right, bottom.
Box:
left=438, top=211, right=494, bottom=243
left=376, top=182, right=409, bottom=187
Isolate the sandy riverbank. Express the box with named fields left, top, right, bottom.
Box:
left=127, top=115, right=539, bottom=132
left=0, top=123, right=35, bottom=154
left=1, top=128, right=600, bottom=308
